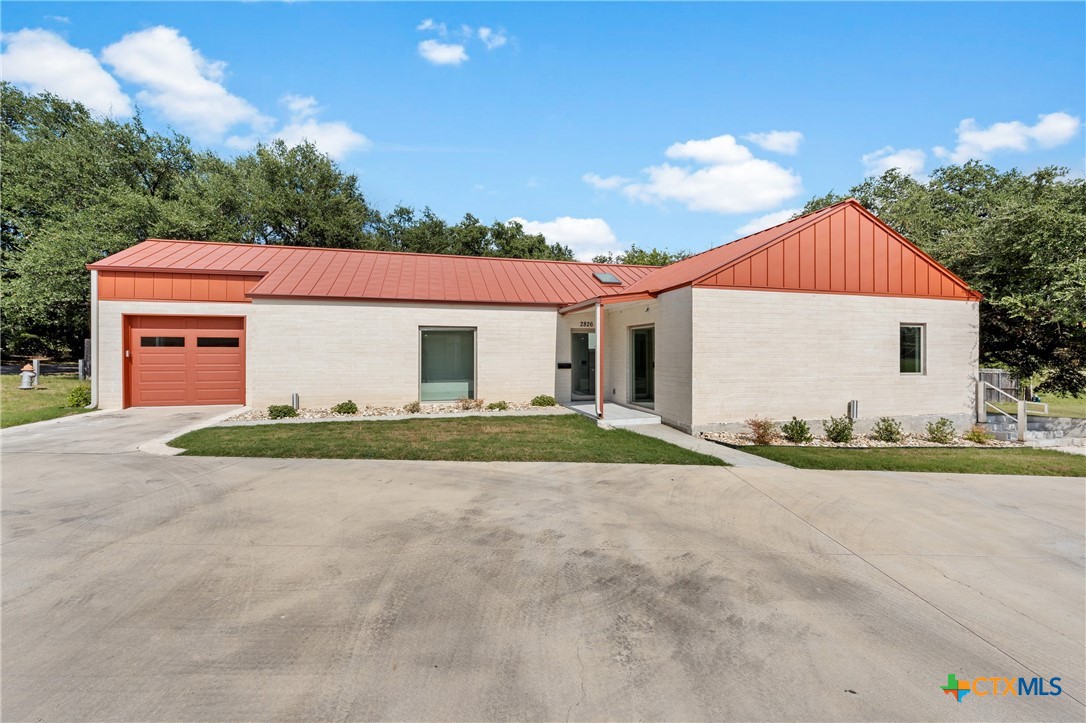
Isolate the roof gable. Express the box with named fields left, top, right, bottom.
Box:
left=624, top=199, right=980, bottom=301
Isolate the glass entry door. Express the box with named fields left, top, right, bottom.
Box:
left=571, top=332, right=596, bottom=401
left=631, top=327, right=655, bottom=408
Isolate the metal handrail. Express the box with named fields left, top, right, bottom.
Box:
left=980, top=381, right=1049, bottom=416
left=984, top=400, right=1016, bottom=423
left=977, top=380, right=1050, bottom=442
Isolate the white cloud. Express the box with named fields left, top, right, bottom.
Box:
left=934, top=112, right=1082, bottom=164
left=416, top=18, right=447, bottom=35
left=102, top=26, right=270, bottom=139
left=604, top=133, right=802, bottom=215
left=0, top=29, right=132, bottom=115
left=862, top=146, right=926, bottom=178
left=272, top=94, right=370, bottom=159
left=666, top=134, right=753, bottom=165
left=478, top=27, right=508, bottom=50
left=744, top=130, right=803, bottom=155
left=509, top=216, right=620, bottom=261
left=734, top=208, right=801, bottom=236
left=281, top=93, right=319, bottom=119
left=583, top=172, right=631, bottom=190
left=45, top=15, right=70, bottom=24
left=418, top=39, right=468, bottom=66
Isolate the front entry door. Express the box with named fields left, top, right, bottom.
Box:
left=571, top=331, right=596, bottom=401
left=631, top=327, right=655, bottom=407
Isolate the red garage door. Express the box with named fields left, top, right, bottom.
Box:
left=126, top=316, right=245, bottom=407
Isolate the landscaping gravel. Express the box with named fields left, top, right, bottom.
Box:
left=227, top=400, right=543, bottom=422
left=701, top=430, right=1020, bottom=449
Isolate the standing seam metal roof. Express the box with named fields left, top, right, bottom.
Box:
left=88, top=240, right=658, bottom=306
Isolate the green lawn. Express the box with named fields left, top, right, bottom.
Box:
left=1, top=374, right=91, bottom=428
left=993, top=393, right=1085, bottom=419
left=171, top=414, right=727, bottom=465
left=739, top=445, right=1086, bottom=476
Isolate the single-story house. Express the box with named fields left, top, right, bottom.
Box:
left=86, top=199, right=982, bottom=433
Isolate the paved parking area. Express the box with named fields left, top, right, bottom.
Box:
left=2, top=410, right=1084, bottom=721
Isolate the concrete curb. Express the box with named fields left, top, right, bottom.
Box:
left=138, top=406, right=253, bottom=456
left=214, top=406, right=575, bottom=427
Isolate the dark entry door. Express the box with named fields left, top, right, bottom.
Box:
left=571, top=332, right=596, bottom=400
left=631, top=327, right=654, bottom=407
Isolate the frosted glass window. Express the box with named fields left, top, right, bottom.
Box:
left=420, top=328, right=475, bottom=401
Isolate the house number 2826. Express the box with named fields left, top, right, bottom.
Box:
left=579, top=321, right=594, bottom=328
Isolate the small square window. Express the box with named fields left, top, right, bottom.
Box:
left=593, top=271, right=622, bottom=284
left=900, top=325, right=924, bottom=374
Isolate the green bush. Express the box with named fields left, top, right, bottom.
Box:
left=745, top=417, right=778, bottom=445
left=822, top=414, right=855, bottom=443
left=963, top=425, right=993, bottom=444
left=331, top=400, right=358, bottom=415
left=268, top=404, right=297, bottom=419
left=487, top=400, right=509, bottom=411
left=780, top=417, right=813, bottom=443
left=66, top=384, right=92, bottom=408
left=403, top=400, right=422, bottom=414
left=531, top=394, right=557, bottom=407
left=926, top=417, right=956, bottom=444
left=871, top=416, right=904, bottom=443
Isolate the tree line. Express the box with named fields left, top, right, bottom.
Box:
left=1, top=84, right=573, bottom=358
left=2, top=83, right=1082, bottom=394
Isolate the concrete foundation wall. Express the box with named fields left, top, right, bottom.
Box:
left=690, top=288, right=979, bottom=433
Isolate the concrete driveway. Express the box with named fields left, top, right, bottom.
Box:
left=2, top=410, right=1083, bottom=722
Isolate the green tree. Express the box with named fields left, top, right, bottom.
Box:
left=801, top=162, right=1086, bottom=395
left=592, top=244, right=691, bottom=265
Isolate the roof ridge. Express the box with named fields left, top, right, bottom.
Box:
left=138, top=238, right=660, bottom=269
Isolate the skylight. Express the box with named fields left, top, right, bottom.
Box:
left=593, top=271, right=622, bottom=285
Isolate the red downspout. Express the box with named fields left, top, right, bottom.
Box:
left=596, top=301, right=604, bottom=419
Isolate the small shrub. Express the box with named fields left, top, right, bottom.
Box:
left=403, top=400, right=422, bottom=414
left=66, top=385, right=92, bottom=408
left=459, top=397, right=484, bottom=411
left=926, top=417, right=956, bottom=444
left=531, top=394, right=557, bottom=407
left=871, top=416, right=904, bottom=443
left=487, top=400, right=509, bottom=411
left=745, top=417, right=778, bottom=445
left=267, top=404, right=297, bottom=419
left=331, top=400, right=358, bottom=415
left=963, top=424, right=993, bottom=445
left=780, top=417, right=813, bottom=444
left=822, top=414, right=855, bottom=444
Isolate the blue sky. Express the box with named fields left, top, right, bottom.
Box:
left=3, top=2, right=1084, bottom=259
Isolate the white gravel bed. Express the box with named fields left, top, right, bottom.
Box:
left=700, top=430, right=1021, bottom=449
left=222, top=401, right=570, bottom=425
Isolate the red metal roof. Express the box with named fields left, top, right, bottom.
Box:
left=89, top=200, right=979, bottom=307
left=619, top=199, right=980, bottom=300
left=89, top=240, right=657, bottom=306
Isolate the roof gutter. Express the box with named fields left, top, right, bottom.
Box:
left=558, top=291, right=657, bottom=315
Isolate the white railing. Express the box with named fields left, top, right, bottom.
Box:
left=977, top=380, right=1048, bottom=441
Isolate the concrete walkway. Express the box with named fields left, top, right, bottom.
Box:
left=629, top=423, right=791, bottom=467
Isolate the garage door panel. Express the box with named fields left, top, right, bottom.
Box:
left=127, top=316, right=244, bottom=407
